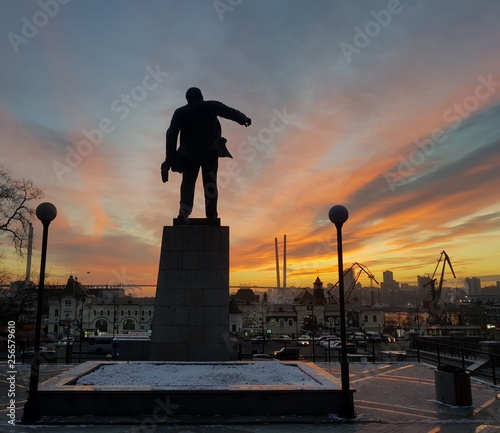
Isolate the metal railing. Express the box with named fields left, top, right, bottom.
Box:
left=413, top=337, right=500, bottom=385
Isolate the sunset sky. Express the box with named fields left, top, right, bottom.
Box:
left=1, top=0, right=500, bottom=296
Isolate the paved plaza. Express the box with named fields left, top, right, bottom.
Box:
left=1, top=362, right=499, bottom=433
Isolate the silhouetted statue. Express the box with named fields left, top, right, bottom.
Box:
left=163, top=87, right=251, bottom=222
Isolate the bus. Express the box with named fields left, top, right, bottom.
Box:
left=88, top=335, right=113, bottom=353
left=88, top=333, right=150, bottom=354
left=111, top=334, right=151, bottom=360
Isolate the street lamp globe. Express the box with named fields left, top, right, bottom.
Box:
left=328, top=205, right=349, bottom=226
left=36, top=202, right=57, bottom=224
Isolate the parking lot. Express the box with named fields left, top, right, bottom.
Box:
left=239, top=335, right=410, bottom=362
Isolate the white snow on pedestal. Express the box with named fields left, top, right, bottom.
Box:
left=76, top=362, right=322, bottom=388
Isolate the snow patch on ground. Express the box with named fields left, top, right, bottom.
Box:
left=76, top=362, right=319, bottom=387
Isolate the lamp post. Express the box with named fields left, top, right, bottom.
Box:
left=261, top=299, right=267, bottom=353
left=307, top=300, right=316, bottom=360
left=64, top=315, right=73, bottom=364
left=416, top=302, right=421, bottom=334
left=79, top=295, right=86, bottom=364
left=112, top=299, right=117, bottom=360
left=22, top=202, right=57, bottom=423
left=329, top=205, right=355, bottom=419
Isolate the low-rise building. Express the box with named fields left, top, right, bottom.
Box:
left=45, top=276, right=389, bottom=342
left=47, top=276, right=154, bottom=339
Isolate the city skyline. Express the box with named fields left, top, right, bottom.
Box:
left=1, top=1, right=500, bottom=292
left=3, top=265, right=494, bottom=301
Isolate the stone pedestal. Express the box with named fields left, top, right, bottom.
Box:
left=149, top=221, right=235, bottom=361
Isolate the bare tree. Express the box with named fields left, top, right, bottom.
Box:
left=0, top=279, right=38, bottom=326
left=0, top=267, right=12, bottom=286
left=0, top=164, right=43, bottom=255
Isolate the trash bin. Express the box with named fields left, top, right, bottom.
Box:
left=434, top=365, right=472, bottom=406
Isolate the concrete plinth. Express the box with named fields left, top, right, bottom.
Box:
left=35, top=361, right=347, bottom=417
left=149, top=221, right=235, bottom=361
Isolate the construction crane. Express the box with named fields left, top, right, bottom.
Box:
left=423, top=250, right=456, bottom=303
left=327, top=262, right=379, bottom=304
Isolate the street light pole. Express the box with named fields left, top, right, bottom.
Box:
left=309, top=300, right=316, bottom=361
left=113, top=299, right=117, bottom=338
left=329, top=205, right=355, bottom=419
left=261, top=299, right=267, bottom=353
left=112, top=299, right=117, bottom=360
left=79, top=296, right=86, bottom=364
left=416, top=302, right=420, bottom=333
left=22, top=202, right=57, bottom=424
left=65, top=315, right=73, bottom=364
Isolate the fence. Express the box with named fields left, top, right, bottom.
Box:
left=412, top=337, right=500, bottom=385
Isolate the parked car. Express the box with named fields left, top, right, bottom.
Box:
left=272, top=347, right=301, bottom=360
left=44, top=332, right=59, bottom=343
left=297, top=335, right=311, bottom=346
left=275, top=335, right=292, bottom=341
left=315, top=335, right=336, bottom=345
left=21, top=346, right=48, bottom=357
left=348, top=332, right=368, bottom=347
left=319, top=337, right=340, bottom=348
left=381, top=334, right=396, bottom=343
left=365, top=331, right=382, bottom=342
left=20, top=346, right=56, bottom=361
left=250, top=335, right=266, bottom=344
left=324, top=340, right=357, bottom=353
left=251, top=353, right=275, bottom=361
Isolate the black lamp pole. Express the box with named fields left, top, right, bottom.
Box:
left=65, top=315, right=73, bottom=364
left=22, top=202, right=57, bottom=424
left=329, top=205, right=355, bottom=419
